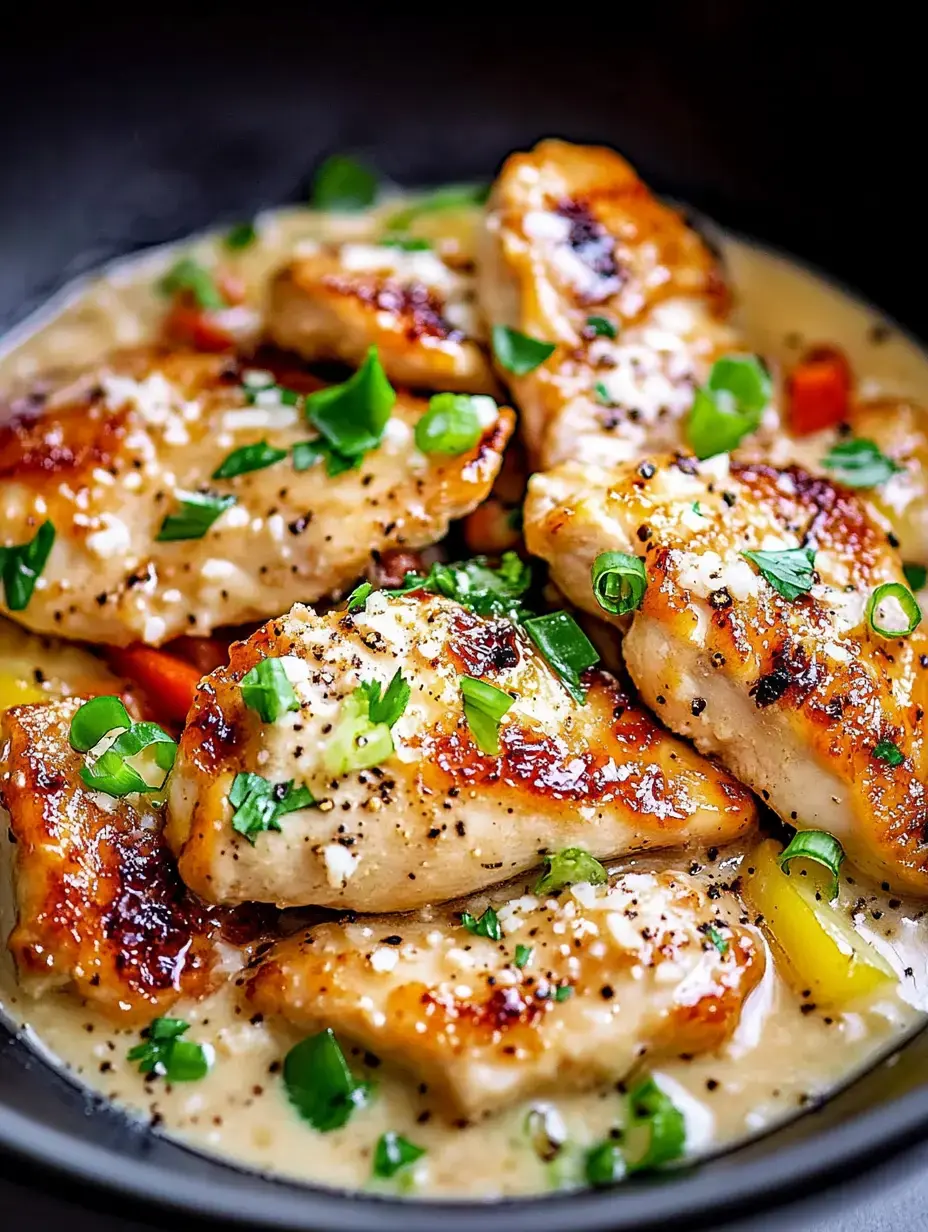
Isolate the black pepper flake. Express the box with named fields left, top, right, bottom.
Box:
left=638, top=461, right=656, bottom=479
left=708, top=587, right=733, bottom=610
left=690, top=697, right=707, bottom=716
left=636, top=524, right=651, bottom=542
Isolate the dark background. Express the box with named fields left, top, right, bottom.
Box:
left=2, top=5, right=927, bottom=1229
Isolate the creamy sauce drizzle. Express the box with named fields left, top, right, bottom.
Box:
left=2, top=198, right=928, bottom=1199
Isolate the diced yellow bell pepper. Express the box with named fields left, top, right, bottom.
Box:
left=0, top=672, right=47, bottom=711
left=744, top=839, right=895, bottom=1007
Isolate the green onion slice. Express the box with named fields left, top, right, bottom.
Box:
left=80, top=721, right=176, bottom=797
left=68, top=695, right=131, bottom=752
left=866, top=581, right=922, bottom=638
left=686, top=354, right=771, bottom=460
left=459, top=676, right=513, bottom=755
left=346, top=581, right=373, bottom=612
left=383, top=183, right=488, bottom=230
left=356, top=669, right=410, bottom=728
left=414, top=393, right=491, bottom=456
left=591, top=551, right=647, bottom=616
left=535, top=847, right=607, bottom=895
left=212, top=441, right=288, bottom=480
left=158, top=258, right=226, bottom=310
left=821, top=437, right=902, bottom=488
left=873, top=739, right=904, bottom=766
left=623, top=1075, right=687, bottom=1172
left=460, top=906, right=502, bottom=941
left=127, top=1017, right=211, bottom=1083
left=514, top=944, right=533, bottom=969
left=585, top=1141, right=626, bottom=1187
left=156, top=492, right=236, bottom=542
left=777, top=829, right=845, bottom=901
left=324, top=672, right=409, bottom=776
left=0, top=521, right=56, bottom=612
left=491, top=325, right=556, bottom=376
left=742, top=547, right=816, bottom=602
left=378, top=236, right=433, bottom=251
left=240, top=658, right=300, bottom=723
left=585, top=315, right=618, bottom=339
left=372, top=1131, right=426, bottom=1179
left=523, top=611, right=599, bottom=704
left=283, top=1028, right=373, bottom=1131
left=304, top=346, right=395, bottom=463
left=311, top=154, right=378, bottom=211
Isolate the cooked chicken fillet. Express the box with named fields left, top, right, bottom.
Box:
left=0, top=347, right=512, bottom=645
left=166, top=592, right=756, bottom=911
left=478, top=139, right=750, bottom=469
left=267, top=242, right=498, bottom=394
left=246, top=867, right=763, bottom=1119
left=525, top=453, right=928, bottom=896
left=0, top=698, right=222, bottom=1021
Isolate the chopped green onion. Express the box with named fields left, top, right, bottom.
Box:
left=304, top=346, right=395, bottom=465
left=212, top=441, right=288, bottom=480
left=291, top=438, right=359, bottom=476
left=904, top=563, right=927, bottom=592
left=80, top=721, right=176, bottom=797
left=742, top=547, right=816, bottom=602
left=460, top=906, right=502, bottom=941
left=68, top=695, right=131, bottom=752
left=822, top=437, right=902, bottom=489
left=240, top=658, right=300, bottom=723
left=525, top=1106, right=566, bottom=1162
left=552, top=984, right=573, bottom=1002
left=156, top=492, right=236, bottom=542
left=283, top=1028, right=373, bottom=1131
left=873, top=739, right=904, bottom=766
left=158, top=257, right=226, bottom=310
left=228, top=771, right=314, bottom=844
left=0, top=521, right=56, bottom=612
left=514, top=944, right=533, bottom=969
left=414, top=393, right=490, bottom=456
left=346, top=581, right=373, bottom=612
left=706, top=924, right=729, bottom=955
left=356, top=669, right=410, bottom=728
left=459, top=676, right=513, bottom=755
left=523, top=610, right=599, bottom=704
left=127, top=1017, right=211, bottom=1083
left=535, top=847, right=607, bottom=895
left=777, top=830, right=845, bottom=901
left=311, top=154, right=378, bottom=211
left=585, top=1141, right=625, bottom=1188
left=593, top=381, right=612, bottom=406
left=392, top=551, right=532, bottom=619
left=378, top=236, right=433, bottom=252
left=623, top=1075, right=687, bottom=1172
left=224, top=221, right=257, bottom=250
left=686, top=354, right=770, bottom=459
left=372, top=1131, right=426, bottom=1179
left=866, top=581, right=922, bottom=638
left=492, top=325, right=556, bottom=376
left=586, top=315, right=618, bottom=339
left=591, top=551, right=647, bottom=616
left=383, top=183, right=488, bottom=231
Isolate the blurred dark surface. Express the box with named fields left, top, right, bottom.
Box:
left=2, top=5, right=928, bottom=1230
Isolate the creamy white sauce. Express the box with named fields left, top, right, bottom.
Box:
left=2, top=196, right=928, bottom=1200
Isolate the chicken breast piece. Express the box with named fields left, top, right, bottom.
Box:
left=0, top=698, right=224, bottom=1022
left=267, top=241, right=498, bottom=394
left=166, top=592, right=756, bottom=911
left=525, top=453, right=928, bottom=896
left=0, top=347, right=513, bottom=645
left=478, top=139, right=750, bottom=470
left=246, top=868, right=763, bottom=1119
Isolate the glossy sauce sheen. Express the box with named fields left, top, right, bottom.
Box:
left=2, top=200, right=928, bottom=1198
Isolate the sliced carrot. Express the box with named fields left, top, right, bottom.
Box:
left=167, top=634, right=233, bottom=675
left=106, top=645, right=203, bottom=725
left=787, top=346, right=852, bottom=436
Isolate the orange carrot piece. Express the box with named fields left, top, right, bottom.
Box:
left=106, top=645, right=203, bottom=725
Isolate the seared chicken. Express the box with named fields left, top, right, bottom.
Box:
left=166, top=592, right=756, bottom=911
left=247, top=867, right=763, bottom=1119
left=478, top=139, right=750, bottom=469
left=0, top=347, right=512, bottom=646
left=0, top=698, right=222, bottom=1021
left=267, top=241, right=498, bottom=394
left=525, top=453, right=928, bottom=896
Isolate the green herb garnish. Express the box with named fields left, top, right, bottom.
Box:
left=414, top=393, right=491, bottom=456
left=156, top=492, right=236, bottom=542
left=0, top=521, right=56, bottom=612
left=460, top=906, right=502, bottom=941
left=225, top=221, right=257, bottom=250
left=76, top=705, right=176, bottom=798
left=586, top=315, right=618, bottom=339
left=514, top=944, right=533, bottom=969
left=492, top=325, right=556, bottom=376
left=283, top=1028, right=373, bottom=1131
left=240, top=658, right=300, bottom=723
left=311, top=155, right=378, bottom=211
left=535, top=848, right=607, bottom=895
left=873, top=739, right=904, bottom=766
left=686, top=355, right=770, bottom=459
left=372, top=1131, right=426, bottom=1179
left=822, top=438, right=902, bottom=489
left=159, top=257, right=226, bottom=310
left=383, top=183, right=488, bottom=231
left=303, top=346, right=395, bottom=470
left=345, top=581, right=373, bottom=612
left=591, top=551, right=647, bottom=616
left=127, top=1017, right=210, bottom=1082
left=459, top=676, right=513, bottom=756
left=742, top=547, right=816, bottom=602
left=212, top=441, right=288, bottom=480
left=393, top=551, right=531, bottom=619
left=523, top=611, right=599, bottom=704
left=228, top=771, right=314, bottom=844
left=777, top=829, right=845, bottom=901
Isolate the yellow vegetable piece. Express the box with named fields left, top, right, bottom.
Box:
left=0, top=672, right=47, bottom=711
left=744, top=839, right=895, bottom=1007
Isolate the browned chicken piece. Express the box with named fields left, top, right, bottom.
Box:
left=267, top=241, right=498, bottom=394
left=478, top=139, right=753, bottom=469
left=166, top=592, right=757, bottom=912
left=247, top=867, right=763, bottom=1119
left=0, top=347, right=513, bottom=646
left=0, top=698, right=222, bottom=1022
left=525, top=453, right=928, bottom=896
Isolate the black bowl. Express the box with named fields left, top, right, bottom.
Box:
left=2, top=7, right=927, bottom=1228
